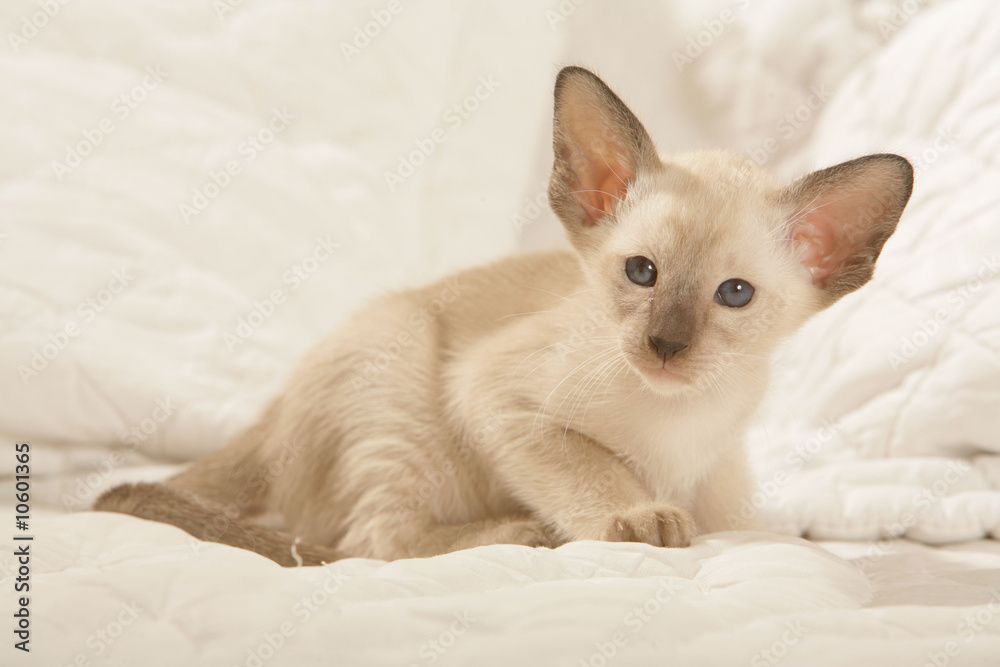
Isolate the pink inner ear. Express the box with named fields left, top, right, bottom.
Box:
left=790, top=204, right=857, bottom=288
left=578, top=166, right=632, bottom=226
left=561, top=106, right=635, bottom=226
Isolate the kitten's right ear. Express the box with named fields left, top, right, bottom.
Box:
left=548, top=67, right=660, bottom=248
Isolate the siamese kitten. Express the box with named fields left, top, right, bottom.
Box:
left=96, top=67, right=912, bottom=566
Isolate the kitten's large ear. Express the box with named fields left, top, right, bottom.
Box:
left=783, top=154, right=913, bottom=304
left=548, top=67, right=660, bottom=246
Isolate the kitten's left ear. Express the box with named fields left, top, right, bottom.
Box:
left=548, top=67, right=660, bottom=247
left=783, top=154, right=913, bottom=304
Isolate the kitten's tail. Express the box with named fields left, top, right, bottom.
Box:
left=93, top=482, right=342, bottom=567
left=94, top=402, right=342, bottom=567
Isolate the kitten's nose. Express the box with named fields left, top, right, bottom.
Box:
left=649, top=336, right=689, bottom=361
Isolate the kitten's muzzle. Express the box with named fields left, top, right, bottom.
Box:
left=648, top=336, right=689, bottom=362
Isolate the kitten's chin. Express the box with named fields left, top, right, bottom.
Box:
left=634, top=364, right=694, bottom=395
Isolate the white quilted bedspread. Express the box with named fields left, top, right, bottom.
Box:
left=738, top=0, right=1000, bottom=543
left=1, top=0, right=999, bottom=665
left=7, top=513, right=1000, bottom=667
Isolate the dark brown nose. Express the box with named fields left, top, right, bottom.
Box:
left=649, top=336, right=689, bottom=361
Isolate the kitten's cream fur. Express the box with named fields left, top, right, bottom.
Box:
left=96, top=67, right=913, bottom=565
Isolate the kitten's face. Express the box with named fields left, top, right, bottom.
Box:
left=547, top=67, right=912, bottom=399
left=587, top=154, right=816, bottom=396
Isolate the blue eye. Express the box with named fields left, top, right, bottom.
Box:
left=625, top=256, right=657, bottom=287
left=714, top=279, right=754, bottom=308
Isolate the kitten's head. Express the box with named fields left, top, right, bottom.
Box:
left=548, top=66, right=913, bottom=397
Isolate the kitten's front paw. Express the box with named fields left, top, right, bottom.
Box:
left=603, top=503, right=696, bottom=548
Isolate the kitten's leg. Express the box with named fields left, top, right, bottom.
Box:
left=693, top=452, right=763, bottom=533
left=486, top=428, right=696, bottom=548
left=316, top=434, right=558, bottom=559
left=406, top=514, right=555, bottom=557
left=336, top=504, right=556, bottom=559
